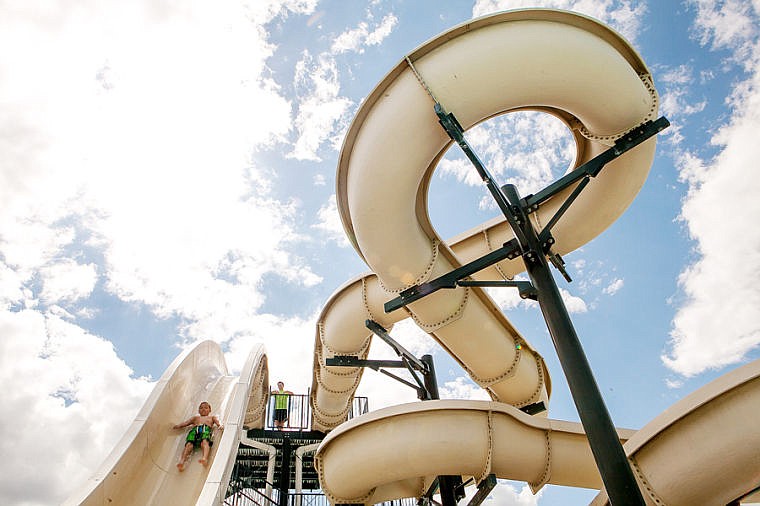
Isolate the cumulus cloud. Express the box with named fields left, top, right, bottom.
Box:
left=603, top=278, right=624, bottom=296
left=439, top=376, right=491, bottom=400
left=659, top=64, right=708, bottom=146
left=459, top=479, right=543, bottom=505
left=0, top=1, right=324, bottom=503
left=660, top=65, right=708, bottom=118
left=289, top=50, right=353, bottom=161
left=560, top=288, right=588, bottom=313
left=226, top=312, right=319, bottom=392
left=331, top=14, right=398, bottom=53
left=487, top=283, right=532, bottom=312
left=40, top=260, right=98, bottom=305
left=663, top=1, right=760, bottom=376
left=313, top=194, right=352, bottom=247
left=289, top=9, right=397, bottom=161
left=688, top=0, right=758, bottom=70
left=440, top=112, right=575, bottom=205
left=486, top=281, right=588, bottom=314
left=0, top=309, right=151, bottom=505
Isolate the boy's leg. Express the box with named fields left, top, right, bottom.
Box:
left=199, top=440, right=210, bottom=466
left=177, top=442, right=193, bottom=471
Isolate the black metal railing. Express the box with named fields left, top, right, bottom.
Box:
left=225, top=486, right=416, bottom=506
left=264, top=391, right=369, bottom=431
left=224, top=482, right=279, bottom=506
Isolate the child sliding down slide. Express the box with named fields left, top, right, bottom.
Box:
left=173, top=401, right=224, bottom=471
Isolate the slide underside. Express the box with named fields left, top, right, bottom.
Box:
left=64, top=340, right=269, bottom=506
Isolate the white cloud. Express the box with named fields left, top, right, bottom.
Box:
left=664, top=2, right=760, bottom=376
left=313, top=194, right=351, bottom=247
left=560, top=288, right=588, bottom=313
left=290, top=51, right=353, bottom=161
left=603, top=278, right=624, bottom=296
left=365, top=14, right=398, bottom=45
left=443, top=112, right=575, bottom=201
left=689, top=0, right=758, bottom=70
left=288, top=10, right=398, bottom=161
left=0, top=309, right=151, bottom=506
left=485, top=276, right=587, bottom=313
left=332, top=22, right=372, bottom=53
left=0, top=261, right=27, bottom=310
left=247, top=0, right=319, bottom=25
left=40, top=260, right=98, bottom=305
left=460, top=480, right=543, bottom=505
left=0, top=1, right=327, bottom=503
left=486, top=282, right=534, bottom=311
left=439, top=376, right=491, bottom=400
left=330, top=14, right=398, bottom=53
left=665, top=377, right=684, bottom=389
left=659, top=64, right=708, bottom=146
left=226, top=313, right=319, bottom=393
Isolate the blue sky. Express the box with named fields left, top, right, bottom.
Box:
left=1, top=1, right=759, bottom=505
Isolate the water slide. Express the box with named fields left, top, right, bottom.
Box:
left=315, top=360, right=760, bottom=504
left=312, top=8, right=760, bottom=506
left=64, top=340, right=269, bottom=506
left=310, top=7, right=658, bottom=432
left=311, top=7, right=655, bottom=441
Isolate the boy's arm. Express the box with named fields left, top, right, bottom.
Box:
left=213, top=415, right=223, bottom=429
left=173, top=415, right=197, bottom=429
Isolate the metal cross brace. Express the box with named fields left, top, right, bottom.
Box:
left=325, top=320, right=433, bottom=399
left=324, top=355, right=425, bottom=394
left=384, top=239, right=521, bottom=312
left=384, top=107, right=669, bottom=314
left=465, top=474, right=497, bottom=506
left=457, top=279, right=538, bottom=300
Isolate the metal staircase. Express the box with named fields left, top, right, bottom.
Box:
left=225, top=393, right=404, bottom=506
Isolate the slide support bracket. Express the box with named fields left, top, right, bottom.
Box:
left=327, top=321, right=463, bottom=505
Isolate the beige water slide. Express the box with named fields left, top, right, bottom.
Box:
left=64, top=340, right=269, bottom=506
left=312, top=8, right=760, bottom=506
left=310, top=7, right=659, bottom=432
left=316, top=360, right=760, bottom=505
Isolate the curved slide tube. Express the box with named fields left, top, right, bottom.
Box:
left=310, top=261, right=550, bottom=432
left=590, top=358, right=760, bottom=505
left=315, top=400, right=633, bottom=504
left=313, top=8, right=659, bottom=432
left=64, top=340, right=269, bottom=506
left=314, top=358, right=760, bottom=505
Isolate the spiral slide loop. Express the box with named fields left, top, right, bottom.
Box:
left=313, top=8, right=658, bottom=435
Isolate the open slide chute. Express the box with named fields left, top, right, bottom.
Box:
left=64, top=340, right=269, bottom=506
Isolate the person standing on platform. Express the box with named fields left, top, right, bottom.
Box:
left=271, top=381, right=293, bottom=430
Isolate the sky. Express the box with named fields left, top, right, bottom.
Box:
left=1, top=0, right=759, bottom=505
